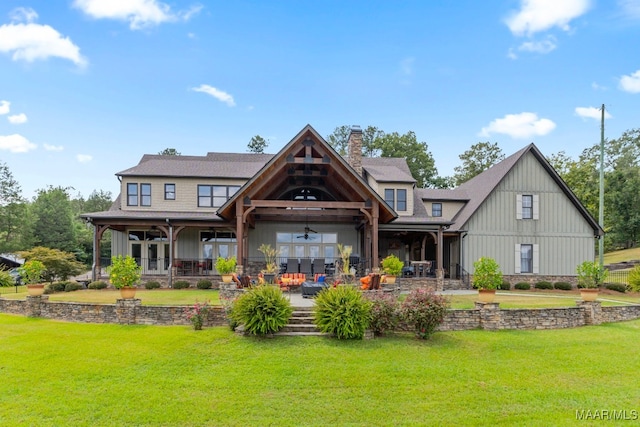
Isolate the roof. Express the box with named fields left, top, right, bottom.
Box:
left=362, top=157, right=416, bottom=183
left=449, top=143, right=603, bottom=235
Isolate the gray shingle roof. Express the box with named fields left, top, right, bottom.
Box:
left=362, top=157, right=416, bottom=183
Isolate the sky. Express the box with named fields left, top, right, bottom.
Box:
left=0, top=0, right=639, bottom=200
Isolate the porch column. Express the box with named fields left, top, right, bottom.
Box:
left=92, top=225, right=109, bottom=282
left=235, top=199, right=244, bottom=268
left=372, top=200, right=379, bottom=270
left=436, top=226, right=444, bottom=290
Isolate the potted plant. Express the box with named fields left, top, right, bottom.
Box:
left=109, top=255, right=142, bottom=299
left=19, top=260, right=46, bottom=296
left=576, top=260, right=607, bottom=301
left=472, top=257, right=503, bottom=303
left=215, top=256, right=237, bottom=283
left=337, top=244, right=354, bottom=283
left=381, top=254, right=404, bottom=285
left=258, top=243, right=279, bottom=283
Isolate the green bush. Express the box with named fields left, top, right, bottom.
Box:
left=514, top=282, right=531, bottom=290
left=472, top=257, right=503, bottom=290
left=47, top=282, right=67, bottom=293
left=145, top=281, right=161, bottom=290
left=535, top=281, right=553, bottom=290
left=628, top=265, right=640, bottom=292
left=197, top=279, right=213, bottom=290
left=605, top=283, right=627, bottom=293
left=64, top=282, right=83, bottom=292
left=399, top=288, right=449, bottom=339
left=0, top=269, right=13, bottom=287
left=553, top=282, right=572, bottom=291
left=173, top=280, right=190, bottom=289
left=363, top=291, right=399, bottom=336
left=88, top=281, right=108, bottom=289
left=498, top=280, right=511, bottom=290
left=231, top=285, right=293, bottom=335
left=314, top=286, right=371, bottom=339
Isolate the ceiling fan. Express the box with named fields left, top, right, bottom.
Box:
left=296, top=222, right=318, bottom=240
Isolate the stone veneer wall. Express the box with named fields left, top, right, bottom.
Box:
left=2, top=292, right=640, bottom=332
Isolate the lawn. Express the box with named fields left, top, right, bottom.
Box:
left=604, top=247, right=640, bottom=265
left=1, top=314, right=639, bottom=426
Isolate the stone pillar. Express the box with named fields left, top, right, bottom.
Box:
left=25, top=295, right=49, bottom=317
left=347, top=125, right=363, bottom=176
left=577, top=301, right=602, bottom=325
left=116, top=299, right=141, bottom=325
left=436, top=268, right=444, bottom=291
left=475, top=301, right=501, bottom=330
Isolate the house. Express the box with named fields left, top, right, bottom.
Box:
left=82, top=124, right=603, bottom=288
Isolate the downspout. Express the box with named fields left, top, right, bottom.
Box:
left=166, top=218, right=173, bottom=288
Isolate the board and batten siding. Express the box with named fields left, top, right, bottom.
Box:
left=462, top=152, right=597, bottom=276
left=120, top=177, right=248, bottom=212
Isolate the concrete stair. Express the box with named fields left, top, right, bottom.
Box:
left=276, top=307, right=327, bottom=336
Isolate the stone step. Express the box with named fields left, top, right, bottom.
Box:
left=275, top=331, right=328, bottom=337
left=280, top=323, right=319, bottom=333
left=288, top=316, right=314, bottom=325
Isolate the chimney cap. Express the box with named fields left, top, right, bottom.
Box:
left=350, top=125, right=362, bottom=133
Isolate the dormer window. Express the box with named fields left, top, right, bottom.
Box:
left=432, top=203, right=442, bottom=217
left=384, top=188, right=407, bottom=212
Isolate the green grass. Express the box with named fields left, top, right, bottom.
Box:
left=447, top=290, right=640, bottom=309
left=604, top=247, right=640, bottom=264
left=0, top=287, right=220, bottom=305
left=1, top=314, right=640, bottom=426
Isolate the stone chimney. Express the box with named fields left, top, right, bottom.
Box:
left=347, top=125, right=363, bottom=176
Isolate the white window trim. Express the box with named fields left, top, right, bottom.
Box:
left=514, top=243, right=539, bottom=274
left=516, top=194, right=539, bottom=220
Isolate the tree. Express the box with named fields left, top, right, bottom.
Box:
left=158, top=148, right=181, bottom=156
left=326, top=125, right=384, bottom=156
left=247, top=135, right=268, bottom=153
left=452, top=142, right=505, bottom=186
left=19, top=246, right=85, bottom=282
left=0, top=161, right=28, bottom=252
left=83, top=190, right=113, bottom=213
left=31, top=186, right=77, bottom=252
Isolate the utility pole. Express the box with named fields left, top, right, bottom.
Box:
left=598, top=104, right=605, bottom=267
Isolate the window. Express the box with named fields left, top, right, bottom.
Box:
left=520, top=244, right=533, bottom=273
left=198, top=185, right=240, bottom=207
left=140, top=183, right=151, bottom=206
left=127, top=183, right=138, bottom=206
left=384, top=189, right=394, bottom=209
left=397, top=189, right=407, bottom=211
left=432, top=203, right=442, bottom=217
left=522, top=195, right=533, bottom=219
left=515, top=243, right=539, bottom=274
left=164, top=184, right=175, bottom=200
left=517, top=194, right=539, bottom=220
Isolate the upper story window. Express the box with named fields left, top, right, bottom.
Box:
left=140, top=184, right=151, bottom=206
left=198, top=185, right=241, bottom=208
left=164, top=184, right=175, bottom=200
left=397, top=189, right=407, bottom=211
left=517, top=194, right=539, bottom=220
left=127, top=183, right=138, bottom=206
left=432, top=203, right=442, bottom=217
left=384, top=188, right=407, bottom=212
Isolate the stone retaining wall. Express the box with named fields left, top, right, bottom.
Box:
left=2, top=293, right=640, bottom=331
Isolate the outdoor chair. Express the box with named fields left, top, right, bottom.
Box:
left=299, top=258, right=312, bottom=276
left=286, top=258, right=298, bottom=274
left=312, top=258, right=325, bottom=275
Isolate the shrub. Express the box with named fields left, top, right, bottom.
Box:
left=498, top=280, right=511, bottom=290
left=399, top=288, right=449, bottom=340
left=605, top=283, right=627, bottom=293
left=313, top=286, right=371, bottom=339
left=231, top=285, right=292, bottom=335
left=173, top=280, right=190, bottom=289
left=553, top=281, right=572, bottom=291
left=363, top=291, right=399, bottom=336
left=576, top=261, right=607, bottom=289
left=628, top=265, right=640, bottom=292
left=535, top=281, right=553, bottom=290
left=88, top=281, right=108, bottom=290
left=514, top=282, right=531, bottom=290
left=47, top=282, right=67, bottom=292
left=64, top=282, right=83, bottom=292
left=381, top=254, right=404, bottom=276
left=197, top=279, right=213, bottom=290
left=0, top=269, right=13, bottom=287
left=145, top=281, right=161, bottom=290
left=109, top=255, right=141, bottom=289
left=472, top=257, right=503, bottom=290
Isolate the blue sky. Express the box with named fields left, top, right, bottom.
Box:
left=1, top=0, right=639, bottom=200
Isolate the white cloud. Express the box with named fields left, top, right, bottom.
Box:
left=10, top=7, right=38, bottom=24
left=44, top=143, right=64, bottom=151
left=517, top=36, right=557, bottom=54
left=0, top=100, right=9, bottom=115
left=575, top=106, right=612, bottom=120
left=507, top=48, right=518, bottom=60
left=479, top=112, right=556, bottom=139
left=0, top=134, right=37, bottom=153
left=618, top=0, right=640, bottom=20
left=77, top=154, right=93, bottom=162
left=400, top=57, right=415, bottom=75
left=0, top=20, right=87, bottom=66
left=591, top=82, right=607, bottom=91
left=8, top=113, right=27, bottom=124
left=619, top=69, right=640, bottom=93
left=73, top=0, right=202, bottom=30
left=191, top=84, right=236, bottom=107
left=505, top=0, right=591, bottom=37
